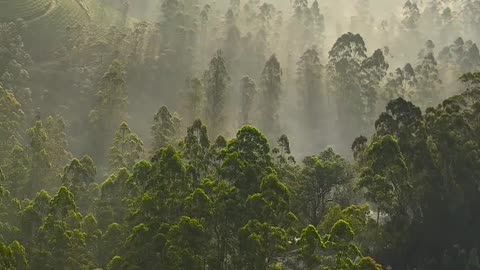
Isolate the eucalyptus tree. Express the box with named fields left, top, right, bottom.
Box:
left=151, top=106, right=180, bottom=152
left=109, top=122, right=144, bottom=173
left=89, top=60, right=128, bottom=164
left=328, top=33, right=388, bottom=142
left=239, top=76, right=257, bottom=126
left=297, top=47, right=324, bottom=134
left=0, top=85, right=24, bottom=162
left=204, top=50, right=230, bottom=135
left=415, top=42, right=442, bottom=107
left=259, top=54, right=282, bottom=136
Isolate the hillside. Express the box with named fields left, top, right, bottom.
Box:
left=0, top=0, right=128, bottom=57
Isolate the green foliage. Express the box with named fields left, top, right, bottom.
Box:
left=298, top=225, right=324, bottom=267
left=328, top=33, right=388, bottom=139
left=221, top=125, right=273, bottom=196
left=109, top=122, right=144, bottom=173
left=0, top=85, right=24, bottom=161
left=151, top=106, right=179, bottom=152
left=293, top=148, right=353, bottom=226
left=2, top=4, right=480, bottom=269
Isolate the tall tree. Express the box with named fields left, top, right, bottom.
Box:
left=204, top=50, right=230, bottom=135
left=156, top=0, right=198, bottom=104
left=182, top=77, right=203, bottom=126
left=109, top=122, right=144, bottom=173
left=415, top=41, right=442, bottom=107
left=0, top=85, right=24, bottom=161
left=328, top=33, right=388, bottom=142
left=89, top=60, right=128, bottom=164
left=26, top=121, right=52, bottom=197
left=182, top=120, right=210, bottom=183
left=259, top=54, right=282, bottom=136
left=293, top=148, right=352, bottom=226
left=239, top=76, right=257, bottom=126
left=360, top=49, right=389, bottom=124
left=401, top=0, right=421, bottom=31
left=327, top=33, right=367, bottom=142
left=151, top=106, right=180, bottom=152
left=383, top=63, right=417, bottom=102
left=297, top=47, right=324, bottom=133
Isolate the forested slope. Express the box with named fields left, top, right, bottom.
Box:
left=1, top=0, right=480, bottom=269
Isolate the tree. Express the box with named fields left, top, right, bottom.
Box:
left=61, top=156, right=97, bottom=212
left=26, top=121, right=52, bottom=197
left=109, top=122, right=144, bottom=173
left=294, top=148, right=353, bottom=226
left=438, top=37, right=480, bottom=76
left=297, top=218, right=382, bottom=270
left=155, top=0, right=198, bottom=107
left=182, top=77, right=204, bottom=126
left=401, top=0, right=420, bottom=31
left=239, top=76, right=257, bottom=125
left=0, top=85, right=24, bottom=161
left=328, top=33, right=367, bottom=141
left=0, top=241, right=28, bottom=270
left=223, top=10, right=242, bottom=78
left=259, top=54, right=282, bottom=136
left=221, top=126, right=273, bottom=197
left=383, top=63, right=417, bottom=102
left=360, top=49, right=389, bottom=124
left=415, top=41, right=442, bottom=107
left=31, top=186, right=95, bottom=269
left=151, top=105, right=180, bottom=152
left=204, top=50, right=230, bottom=135
left=89, top=60, right=128, bottom=164
left=43, top=115, right=72, bottom=170
left=0, top=20, right=32, bottom=98
left=310, top=0, right=326, bottom=47
left=358, top=135, right=410, bottom=223
left=182, top=120, right=210, bottom=183
left=165, top=216, right=209, bottom=270
left=297, top=47, right=324, bottom=133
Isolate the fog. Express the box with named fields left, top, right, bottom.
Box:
left=98, top=0, right=478, bottom=158
left=2, top=1, right=480, bottom=269
left=3, top=0, right=480, bottom=162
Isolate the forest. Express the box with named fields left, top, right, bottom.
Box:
left=1, top=0, right=480, bottom=269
